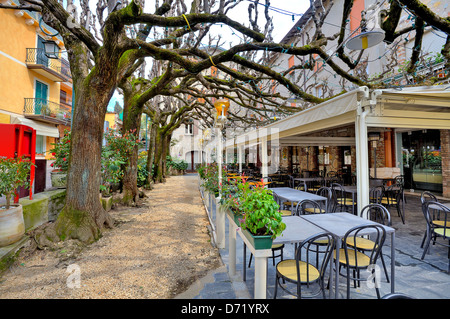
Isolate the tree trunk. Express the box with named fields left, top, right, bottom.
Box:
left=145, top=118, right=157, bottom=189
left=121, top=100, right=143, bottom=206
left=36, top=69, right=116, bottom=246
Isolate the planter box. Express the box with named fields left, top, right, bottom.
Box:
left=51, top=171, right=67, bottom=188
left=242, top=229, right=273, bottom=250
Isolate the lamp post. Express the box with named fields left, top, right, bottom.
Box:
left=213, top=99, right=229, bottom=250
left=368, top=132, right=380, bottom=178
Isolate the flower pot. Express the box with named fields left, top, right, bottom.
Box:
left=242, top=229, right=273, bottom=250
left=51, top=171, right=67, bottom=188
left=0, top=204, right=25, bottom=247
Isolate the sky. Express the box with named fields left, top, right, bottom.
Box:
left=107, top=0, right=311, bottom=111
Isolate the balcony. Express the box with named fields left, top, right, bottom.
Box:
left=24, top=98, right=71, bottom=126
left=25, top=48, right=71, bottom=82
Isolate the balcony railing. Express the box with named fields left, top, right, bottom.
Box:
left=25, top=48, right=71, bottom=82
left=24, top=98, right=71, bottom=126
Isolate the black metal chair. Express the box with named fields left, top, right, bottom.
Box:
left=332, top=224, right=387, bottom=299
left=349, top=204, right=391, bottom=283
left=421, top=201, right=450, bottom=273
left=295, top=180, right=307, bottom=192
left=369, top=185, right=384, bottom=204
left=316, top=186, right=334, bottom=213
left=296, top=199, right=325, bottom=215
left=420, top=191, right=439, bottom=249
left=381, top=184, right=405, bottom=224
left=274, top=232, right=336, bottom=299
left=331, top=183, right=356, bottom=213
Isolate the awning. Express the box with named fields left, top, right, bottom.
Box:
left=11, top=116, right=60, bottom=138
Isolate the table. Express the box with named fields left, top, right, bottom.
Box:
left=301, top=212, right=396, bottom=298
left=429, top=202, right=450, bottom=211
left=227, top=214, right=327, bottom=299
left=271, top=187, right=328, bottom=213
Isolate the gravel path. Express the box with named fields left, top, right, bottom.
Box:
left=0, top=174, right=222, bottom=299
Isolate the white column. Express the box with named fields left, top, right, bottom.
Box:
left=238, top=145, right=243, bottom=173
left=355, top=87, right=370, bottom=217
left=261, top=135, right=268, bottom=178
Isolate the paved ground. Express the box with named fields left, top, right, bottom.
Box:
left=183, top=176, right=450, bottom=299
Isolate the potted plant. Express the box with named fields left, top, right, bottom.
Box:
left=238, top=181, right=286, bottom=249
left=49, top=130, right=70, bottom=188
left=0, top=156, right=34, bottom=247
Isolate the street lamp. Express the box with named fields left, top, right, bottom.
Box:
left=368, top=132, right=380, bottom=178
left=214, top=99, right=230, bottom=127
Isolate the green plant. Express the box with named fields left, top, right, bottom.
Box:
left=166, top=156, right=188, bottom=171
left=100, top=128, right=142, bottom=195
left=239, top=182, right=285, bottom=239
left=0, top=156, right=34, bottom=209
left=49, top=130, right=71, bottom=172
left=137, top=151, right=149, bottom=187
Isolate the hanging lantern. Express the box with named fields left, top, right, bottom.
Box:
left=43, top=40, right=60, bottom=59
left=346, top=30, right=385, bottom=50
left=214, top=99, right=230, bottom=121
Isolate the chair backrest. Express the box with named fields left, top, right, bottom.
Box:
left=316, top=187, right=333, bottom=212
left=295, top=180, right=307, bottom=192
left=369, top=185, right=384, bottom=204
left=423, top=201, right=450, bottom=232
left=295, top=232, right=336, bottom=288
left=420, top=191, right=437, bottom=205
left=296, top=199, right=322, bottom=215
left=360, top=204, right=391, bottom=226
left=394, top=175, right=404, bottom=187
left=342, top=224, right=386, bottom=268
left=288, top=175, right=294, bottom=188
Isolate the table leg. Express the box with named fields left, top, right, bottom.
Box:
left=334, top=239, right=340, bottom=299
left=391, top=232, right=395, bottom=293
left=254, top=255, right=268, bottom=299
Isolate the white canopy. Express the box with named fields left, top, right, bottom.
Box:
left=224, top=85, right=450, bottom=216
left=11, top=116, right=60, bottom=138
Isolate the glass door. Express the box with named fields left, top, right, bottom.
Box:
left=402, top=130, right=442, bottom=193
left=35, top=80, right=48, bottom=115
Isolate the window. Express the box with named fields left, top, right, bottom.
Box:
left=36, top=135, right=45, bottom=155
left=185, top=124, right=193, bottom=135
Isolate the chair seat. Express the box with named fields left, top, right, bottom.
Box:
left=279, top=210, right=292, bottom=216
left=381, top=198, right=397, bottom=205
left=304, top=207, right=326, bottom=214
left=337, top=198, right=356, bottom=205
left=432, top=220, right=450, bottom=227
left=272, top=243, right=285, bottom=250
left=334, top=248, right=371, bottom=268
left=434, top=228, right=450, bottom=237
left=345, top=237, right=376, bottom=250
left=276, top=259, right=320, bottom=283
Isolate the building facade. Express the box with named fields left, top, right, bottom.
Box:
left=0, top=0, right=72, bottom=195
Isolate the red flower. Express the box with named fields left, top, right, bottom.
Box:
left=52, top=152, right=56, bottom=156
left=63, top=158, right=66, bottom=161
left=50, top=163, right=54, bottom=167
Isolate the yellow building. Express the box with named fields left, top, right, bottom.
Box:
left=0, top=0, right=72, bottom=193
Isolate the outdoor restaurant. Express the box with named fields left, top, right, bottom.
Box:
left=200, top=85, right=450, bottom=299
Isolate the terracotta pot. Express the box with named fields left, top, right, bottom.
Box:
left=0, top=204, right=25, bottom=247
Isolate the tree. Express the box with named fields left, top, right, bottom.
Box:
left=1, top=0, right=448, bottom=244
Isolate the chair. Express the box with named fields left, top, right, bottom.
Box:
left=308, top=177, right=322, bottom=193
left=420, top=191, right=438, bottom=249
left=331, top=183, right=356, bottom=213
left=369, top=185, right=384, bottom=204
left=381, top=184, right=405, bottom=224
left=421, top=201, right=450, bottom=273
left=381, top=292, right=414, bottom=299
left=333, top=224, right=386, bottom=299
left=295, top=199, right=325, bottom=215
left=274, top=232, right=336, bottom=299
left=262, top=176, right=273, bottom=188
left=316, top=187, right=334, bottom=213
left=349, top=204, right=391, bottom=283
left=295, top=180, right=308, bottom=192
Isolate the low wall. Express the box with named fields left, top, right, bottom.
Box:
left=19, top=189, right=66, bottom=232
